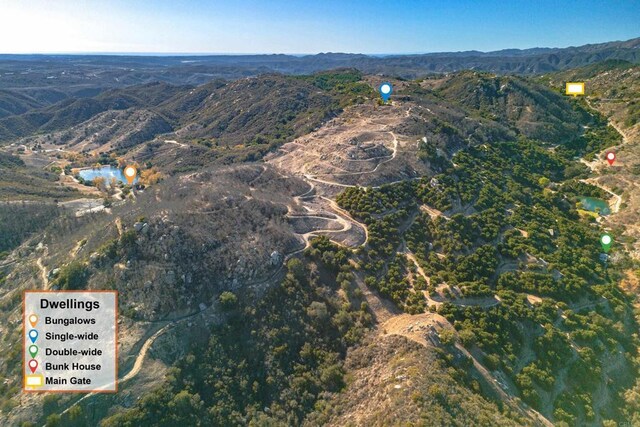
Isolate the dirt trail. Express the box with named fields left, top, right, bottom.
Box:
left=377, top=306, right=549, bottom=424
left=352, top=274, right=398, bottom=324
left=322, top=196, right=369, bottom=243
left=419, top=204, right=444, bottom=219
left=303, top=173, right=354, bottom=188
left=286, top=211, right=352, bottom=257
left=71, top=239, right=85, bottom=258
left=456, top=343, right=553, bottom=427
left=121, top=323, right=172, bottom=383
left=55, top=305, right=212, bottom=422
left=56, top=321, right=175, bottom=421
left=402, top=243, right=501, bottom=309
left=405, top=249, right=430, bottom=286
left=34, top=243, right=50, bottom=289
left=36, top=257, right=47, bottom=289
left=284, top=172, right=368, bottom=252
left=373, top=290, right=550, bottom=426
left=54, top=262, right=293, bottom=422
left=164, top=139, right=187, bottom=148
left=115, top=217, right=123, bottom=236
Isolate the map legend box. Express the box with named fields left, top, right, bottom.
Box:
left=23, top=291, right=118, bottom=393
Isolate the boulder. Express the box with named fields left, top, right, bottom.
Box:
left=270, top=250, right=282, bottom=266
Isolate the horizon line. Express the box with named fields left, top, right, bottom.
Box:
left=0, top=35, right=637, bottom=58
left=0, top=49, right=554, bottom=58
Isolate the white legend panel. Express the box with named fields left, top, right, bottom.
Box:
left=23, top=291, right=118, bottom=392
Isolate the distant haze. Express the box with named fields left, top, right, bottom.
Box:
left=0, top=0, right=639, bottom=54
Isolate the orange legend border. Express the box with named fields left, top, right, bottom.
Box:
left=22, top=290, right=119, bottom=394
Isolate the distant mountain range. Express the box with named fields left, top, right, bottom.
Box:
left=0, top=37, right=638, bottom=146
left=1, top=37, right=638, bottom=86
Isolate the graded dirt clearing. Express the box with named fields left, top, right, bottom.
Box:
left=267, top=100, right=428, bottom=251
left=268, top=101, right=428, bottom=188
left=380, top=312, right=450, bottom=347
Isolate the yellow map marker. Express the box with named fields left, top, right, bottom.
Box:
left=565, top=82, right=585, bottom=96
left=25, top=374, right=44, bottom=388
left=124, top=165, right=137, bottom=185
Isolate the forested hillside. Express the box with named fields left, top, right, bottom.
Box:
left=332, top=79, right=638, bottom=424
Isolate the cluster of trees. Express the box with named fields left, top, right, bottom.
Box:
left=336, top=182, right=416, bottom=219
left=417, top=139, right=450, bottom=171
left=140, top=167, right=163, bottom=185
left=296, top=69, right=374, bottom=107
left=335, top=186, right=410, bottom=271
left=364, top=209, right=408, bottom=263
left=415, top=174, right=457, bottom=212
left=557, top=101, right=623, bottom=160
left=99, top=253, right=370, bottom=426
left=304, top=235, right=350, bottom=271
left=50, top=261, right=89, bottom=290
left=560, top=180, right=607, bottom=199
left=429, top=138, right=636, bottom=421
left=333, top=121, right=638, bottom=422
left=364, top=255, right=426, bottom=313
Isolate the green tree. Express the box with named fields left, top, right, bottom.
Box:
left=53, top=262, right=89, bottom=290
left=219, top=291, right=238, bottom=309
left=45, top=414, right=61, bottom=427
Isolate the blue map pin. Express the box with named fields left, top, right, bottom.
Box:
left=379, top=82, right=393, bottom=102
left=28, top=329, right=38, bottom=343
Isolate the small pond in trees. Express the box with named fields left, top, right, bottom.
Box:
left=78, top=166, right=136, bottom=186
left=579, top=196, right=610, bottom=215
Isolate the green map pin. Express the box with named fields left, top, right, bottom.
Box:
left=601, top=233, right=612, bottom=253
left=28, top=344, right=38, bottom=358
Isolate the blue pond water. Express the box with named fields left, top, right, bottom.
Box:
left=78, top=166, right=137, bottom=185
left=579, top=196, right=610, bottom=215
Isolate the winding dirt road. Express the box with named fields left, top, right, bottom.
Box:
left=285, top=179, right=369, bottom=256
left=36, top=257, right=47, bottom=289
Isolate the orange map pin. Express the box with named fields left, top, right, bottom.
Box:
left=28, top=314, right=38, bottom=327
left=124, top=165, right=137, bottom=185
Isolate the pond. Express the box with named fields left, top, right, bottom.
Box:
left=78, top=166, right=137, bottom=185
left=579, top=196, right=610, bottom=215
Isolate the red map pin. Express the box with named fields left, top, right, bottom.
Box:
left=28, top=359, right=38, bottom=373
left=606, top=152, right=616, bottom=166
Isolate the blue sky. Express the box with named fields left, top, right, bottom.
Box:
left=0, top=0, right=638, bottom=54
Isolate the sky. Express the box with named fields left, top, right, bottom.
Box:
left=0, top=0, right=638, bottom=54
